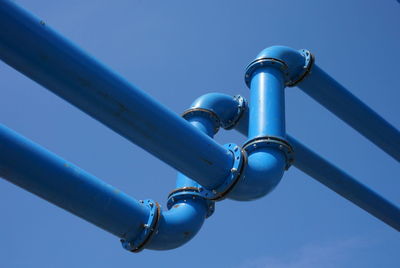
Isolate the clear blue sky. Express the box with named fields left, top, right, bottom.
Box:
left=0, top=0, right=399, bottom=267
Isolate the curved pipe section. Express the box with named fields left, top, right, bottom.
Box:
left=185, top=91, right=288, bottom=201
left=190, top=93, right=246, bottom=130
left=146, top=198, right=208, bottom=250
left=146, top=114, right=218, bottom=250
left=0, top=123, right=209, bottom=251
left=230, top=89, right=400, bottom=232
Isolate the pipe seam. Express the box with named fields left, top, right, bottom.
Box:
left=198, top=144, right=247, bottom=201
left=244, top=47, right=313, bottom=87
left=167, top=187, right=215, bottom=218
left=121, top=200, right=161, bottom=252
left=243, top=136, right=294, bottom=170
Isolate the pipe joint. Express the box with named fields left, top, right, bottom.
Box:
left=186, top=93, right=247, bottom=131
left=245, top=46, right=313, bottom=87
left=121, top=199, right=161, bottom=252
left=182, top=108, right=220, bottom=134
left=224, top=95, right=247, bottom=129
left=167, top=187, right=215, bottom=218
left=198, top=143, right=247, bottom=201
left=243, top=136, right=294, bottom=170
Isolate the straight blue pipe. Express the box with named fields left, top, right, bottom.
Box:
left=0, top=125, right=150, bottom=239
left=288, top=136, right=400, bottom=231
left=0, top=0, right=232, bottom=189
left=248, top=68, right=286, bottom=139
left=298, top=64, right=400, bottom=162
left=234, top=110, right=400, bottom=231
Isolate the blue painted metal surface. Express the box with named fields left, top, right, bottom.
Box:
left=184, top=93, right=287, bottom=201
left=232, top=100, right=400, bottom=231
left=0, top=124, right=150, bottom=239
left=0, top=0, right=233, bottom=190
left=298, top=63, right=400, bottom=162
left=288, top=136, right=400, bottom=231
left=147, top=197, right=208, bottom=250
left=247, top=67, right=286, bottom=139
left=0, top=123, right=212, bottom=251
left=0, top=0, right=399, bottom=252
left=190, top=93, right=247, bottom=129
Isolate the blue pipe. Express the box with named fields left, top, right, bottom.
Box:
left=248, top=67, right=286, bottom=139
left=147, top=115, right=216, bottom=250
left=0, top=0, right=233, bottom=190
left=0, top=124, right=150, bottom=239
left=232, top=98, right=400, bottom=231
left=0, top=124, right=211, bottom=251
left=146, top=198, right=208, bottom=250
left=288, top=136, right=400, bottom=231
left=298, top=56, right=400, bottom=162
left=186, top=93, right=287, bottom=201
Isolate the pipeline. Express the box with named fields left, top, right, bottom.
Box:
left=0, top=0, right=399, bottom=253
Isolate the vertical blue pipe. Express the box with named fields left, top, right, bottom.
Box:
left=0, top=125, right=150, bottom=239
left=248, top=67, right=286, bottom=139
left=298, top=64, right=400, bottom=162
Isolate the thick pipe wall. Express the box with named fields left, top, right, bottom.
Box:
left=0, top=0, right=232, bottom=189
left=298, top=64, right=400, bottom=162
left=0, top=125, right=150, bottom=239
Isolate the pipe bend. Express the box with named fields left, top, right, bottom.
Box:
left=145, top=198, right=208, bottom=250
left=245, top=45, right=312, bottom=87
left=228, top=148, right=286, bottom=201
left=187, top=93, right=288, bottom=201
left=189, top=93, right=246, bottom=129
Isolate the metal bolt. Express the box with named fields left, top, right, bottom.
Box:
left=144, top=224, right=149, bottom=228
left=231, top=168, right=238, bottom=173
left=234, top=146, right=238, bottom=152
left=149, top=202, right=153, bottom=207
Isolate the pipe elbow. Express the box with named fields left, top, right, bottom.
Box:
left=228, top=148, right=286, bottom=201
left=245, top=45, right=312, bottom=87
left=189, top=93, right=246, bottom=129
left=145, top=199, right=208, bottom=250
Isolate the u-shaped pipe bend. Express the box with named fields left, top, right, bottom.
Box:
left=134, top=46, right=309, bottom=251
left=185, top=92, right=290, bottom=201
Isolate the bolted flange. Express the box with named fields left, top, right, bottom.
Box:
left=182, top=108, right=220, bottom=134
left=244, top=46, right=314, bottom=87
left=223, top=95, right=248, bottom=130
left=243, top=136, right=294, bottom=170
left=198, top=143, right=247, bottom=201
left=120, top=199, right=161, bottom=253
left=167, top=187, right=215, bottom=218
